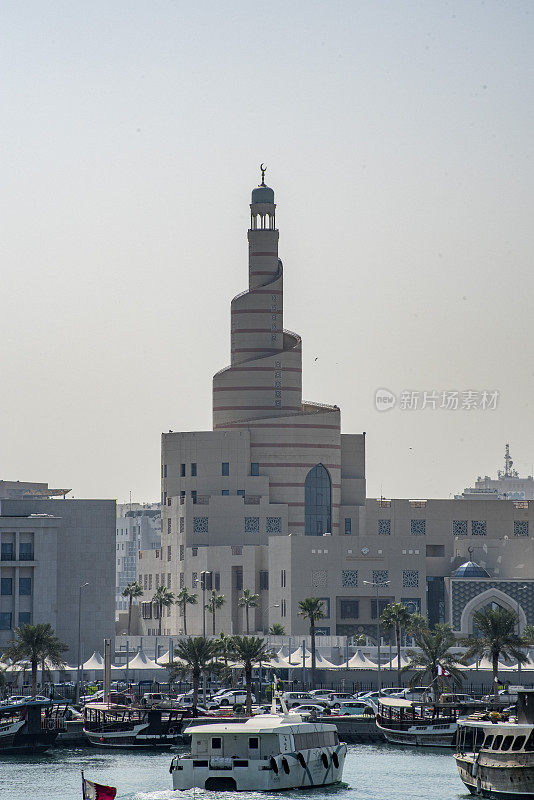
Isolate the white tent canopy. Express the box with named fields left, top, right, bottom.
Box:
left=288, top=647, right=313, bottom=667
left=314, top=652, right=337, bottom=669
left=346, top=650, right=378, bottom=670
left=381, top=654, right=412, bottom=670
left=83, top=651, right=104, bottom=670
left=127, top=650, right=165, bottom=671
left=465, top=656, right=510, bottom=671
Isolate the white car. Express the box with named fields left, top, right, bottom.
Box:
left=281, top=692, right=313, bottom=708
left=291, top=703, right=330, bottom=717
left=323, top=692, right=354, bottom=709
left=208, top=690, right=255, bottom=707
left=333, top=699, right=375, bottom=716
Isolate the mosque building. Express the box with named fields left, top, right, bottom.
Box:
left=136, top=172, right=534, bottom=642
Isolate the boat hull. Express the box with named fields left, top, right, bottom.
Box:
left=171, top=744, right=347, bottom=791
left=376, top=720, right=456, bottom=747
left=455, top=753, right=534, bottom=798
left=84, top=726, right=177, bottom=749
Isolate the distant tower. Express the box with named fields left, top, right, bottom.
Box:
left=498, top=443, right=519, bottom=479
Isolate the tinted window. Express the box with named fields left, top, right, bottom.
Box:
left=492, top=735, right=503, bottom=750
left=512, top=736, right=525, bottom=751
left=248, top=737, right=259, bottom=749
left=502, top=735, right=514, bottom=751
left=211, top=737, right=221, bottom=749
left=483, top=735, right=494, bottom=749
left=222, top=462, right=229, bottom=476
left=250, top=463, right=259, bottom=476
left=304, top=464, right=331, bottom=536
left=19, top=543, right=34, bottom=560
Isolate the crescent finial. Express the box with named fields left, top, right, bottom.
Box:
left=260, top=163, right=266, bottom=185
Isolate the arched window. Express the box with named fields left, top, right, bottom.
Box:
left=305, top=464, right=331, bottom=536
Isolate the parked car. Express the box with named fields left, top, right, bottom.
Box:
left=333, top=699, right=375, bottom=716
left=291, top=703, right=331, bottom=717
left=438, top=693, right=477, bottom=704
left=208, top=690, right=255, bottom=708
left=323, top=692, right=354, bottom=709
left=179, top=705, right=217, bottom=718
left=281, top=692, right=313, bottom=708
left=482, top=687, right=522, bottom=704
left=389, top=688, right=430, bottom=701
left=80, top=690, right=104, bottom=703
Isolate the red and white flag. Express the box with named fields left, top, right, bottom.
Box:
left=82, top=775, right=117, bottom=800
left=437, top=665, right=450, bottom=677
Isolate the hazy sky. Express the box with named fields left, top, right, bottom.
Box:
left=2, top=1, right=533, bottom=503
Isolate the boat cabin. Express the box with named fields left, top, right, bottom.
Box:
left=377, top=696, right=460, bottom=729
left=189, top=716, right=339, bottom=763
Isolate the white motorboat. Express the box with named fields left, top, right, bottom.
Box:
left=170, top=694, right=347, bottom=791
left=454, top=689, right=534, bottom=798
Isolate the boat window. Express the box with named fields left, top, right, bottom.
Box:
left=512, top=736, right=525, bottom=751
left=525, top=731, right=534, bottom=752
left=492, top=735, right=503, bottom=750
left=483, top=735, right=494, bottom=749
left=501, top=735, right=514, bottom=751
left=248, top=737, right=259, bottom=749
left=211, top=737, right=222, bottom=749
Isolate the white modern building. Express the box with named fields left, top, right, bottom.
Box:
left=116, top=502, right=161, bottom=611
left=136, top=174, right=534, bottom=642
left=0, top=480, right=115, bottom=660
left=458, top=444, right=534, bottom=500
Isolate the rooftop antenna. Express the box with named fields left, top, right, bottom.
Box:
left=498, top=443, right=518, bottom=479
left=129, top=490, right=132, bottom=513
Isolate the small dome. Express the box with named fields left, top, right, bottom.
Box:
left=452, top=561, right=490, bottom=578
left=251, top=185, right=274, bottom=204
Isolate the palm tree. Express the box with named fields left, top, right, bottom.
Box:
left=217, top=632, right=236, bottom=685
left=231, top=636, right=273, bottom=715
left=205, top=591, right=225, bottom=635
left=122, top=581, right=143, bottom=636
left=152, top=586, right=175, bottom=636
left=176, top=587, right=198, bottom=635
left=3, top=623, right=68, bottom=696
left=269, top=623, right=285, bottom=635
left=173, top=636, right=220, bottom=712
left=407, top=612, right=429, bottom=638
left=297, top=597, right=325, bottom=689
left=462, top=607, right=529, bottom=698
left=522, top=624, right=534, bottom=645
left=403, top=623, right=465, bottom=699
left=238, top=589, right=259, bottom=634
left=380, top=602, right=412, bottom=686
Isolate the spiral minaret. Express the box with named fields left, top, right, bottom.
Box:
left=213, top=176, right=303, bottom=428
left=212, top=172, right=343, bottom=535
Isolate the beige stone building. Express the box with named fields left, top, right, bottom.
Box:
left=137, top=176, right=534, bottom=642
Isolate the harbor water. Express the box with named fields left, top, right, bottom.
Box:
left=0, top=744, right=470, bottom=800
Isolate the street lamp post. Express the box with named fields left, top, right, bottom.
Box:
left=517, top=585, right=527, bottom=680
left=200, top=571, right=210, bottom=705
left=363, top=579, right=390, bottom=693
left=76, top=582, right=89, bottom=703
left=200, top=572, right=209, bottom=637
left=265, top=603, right=280, bottom=634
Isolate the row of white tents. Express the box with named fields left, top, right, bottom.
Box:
left=5, top=647, right=534, bottom=679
